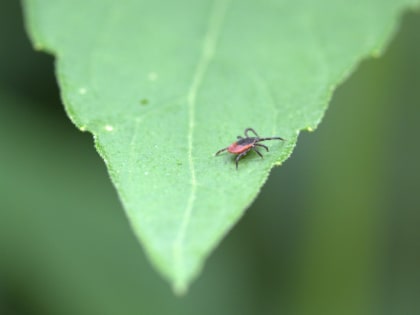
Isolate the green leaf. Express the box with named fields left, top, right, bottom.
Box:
left=22, top=0, right=418, bottom=293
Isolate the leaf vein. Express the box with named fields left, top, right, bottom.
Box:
left=172, top=0, right=231, bottom=293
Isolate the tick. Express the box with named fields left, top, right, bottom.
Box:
left=215, top=128, right=285, bottom=169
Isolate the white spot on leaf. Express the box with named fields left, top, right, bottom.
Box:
left=78, top=87, right=87, bottom=95
left=148, top=72, right=158, bottom=81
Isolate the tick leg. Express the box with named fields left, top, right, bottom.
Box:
left=258, top=136, right=285, bottom=141
left=235, top=149, right=251, bottom=170
left=244, top=128, right=260, bottom=138
left=215, top=147, right=228, bottom=156
left=237, top=136, right=244, bottom=140
left=252, top=147, right=264, bottom=158
left=255, top=143, right=269, bottom=152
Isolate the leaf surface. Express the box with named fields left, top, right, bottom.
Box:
left=23, top=0, right=418, bottom=292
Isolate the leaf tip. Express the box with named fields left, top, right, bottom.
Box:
left=173, top=280, right=188, bottom=297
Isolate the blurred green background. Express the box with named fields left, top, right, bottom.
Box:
left=1, top=2, right=419, bottom=314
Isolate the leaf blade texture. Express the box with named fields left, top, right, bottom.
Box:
left=23, top=0, right=419, bottom=292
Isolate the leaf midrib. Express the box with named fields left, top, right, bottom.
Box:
left=171, top=0, right=232, bottom=293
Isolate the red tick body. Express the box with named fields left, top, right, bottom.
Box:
left=227, top=137, right=258, bottom=154
left=215, top=128, right=284, bottom=169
